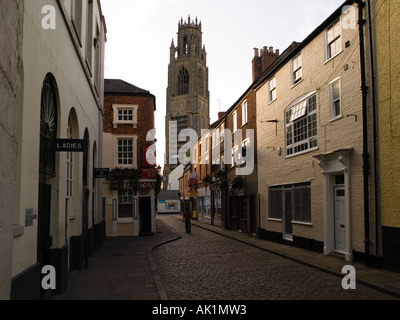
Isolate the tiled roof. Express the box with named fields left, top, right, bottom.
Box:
left=104, top=79, right=151, bottom=95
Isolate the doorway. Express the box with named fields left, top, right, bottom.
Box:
left=38, top=74, right=58, bottom=296
left=334, top=187, right=346, bottom=252
left=139, top=196, right=152, bottom=235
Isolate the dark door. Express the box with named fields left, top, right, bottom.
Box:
left=38, top=74, right=57, bottom=295
left=139, top=197, right=152, bottom=235
left=37, top=183, right=51, bottom=269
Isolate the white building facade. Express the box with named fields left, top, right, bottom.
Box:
left=10, top=0, right=107, bottom=299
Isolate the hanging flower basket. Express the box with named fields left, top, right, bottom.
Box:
left=106, top=168, right=140, bottom=194
left=230, top=176, right=244, bottom=191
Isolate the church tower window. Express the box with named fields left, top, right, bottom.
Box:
left=178, top=67, right=189, bottom=95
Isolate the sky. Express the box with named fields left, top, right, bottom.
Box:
left=100, top=0, right=346, bottom=171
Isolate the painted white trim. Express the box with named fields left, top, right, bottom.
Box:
left=315, top=149, right=353, bottom=261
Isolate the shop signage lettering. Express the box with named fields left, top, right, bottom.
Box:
left=55, top=139, right=85, bottom=152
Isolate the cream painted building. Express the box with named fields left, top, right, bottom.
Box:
left=255, top=1, right=377, bottom=262
left=0, top=0, right=24, bottom=300
left=9, top=0, right=107, bottom=299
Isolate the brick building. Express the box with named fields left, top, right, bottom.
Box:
left=103, top=79, right=158, bottom=237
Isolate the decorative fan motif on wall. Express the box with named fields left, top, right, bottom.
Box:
left=40, top=75, right=57, bottom=137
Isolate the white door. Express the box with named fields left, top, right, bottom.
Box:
left=334, top=187, right=346, bottom=252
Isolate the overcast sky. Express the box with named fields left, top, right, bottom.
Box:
left=101, top=0, right=345, bottom=169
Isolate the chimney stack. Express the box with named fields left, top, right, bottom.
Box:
left=252, top=46, right=280, bottom=82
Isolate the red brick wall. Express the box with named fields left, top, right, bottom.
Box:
left=104, top=94, right=156, bottom=168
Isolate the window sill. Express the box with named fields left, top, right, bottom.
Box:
left=290, top=78, right=303, bottom=89
left=324, top=50, right=343, bottom=65
left=285, top=146, right=319, bottom=159
left=292, top=220, right=312, bottom=226
left=329, top=115, right=343, bottom=123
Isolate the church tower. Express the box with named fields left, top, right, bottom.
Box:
left=164, top=16, right=210, bottom=186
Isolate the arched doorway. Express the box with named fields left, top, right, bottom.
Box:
left=38, top=74, right=58, bottom=284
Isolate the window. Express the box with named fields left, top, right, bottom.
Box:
left=232, top=145, right=239, bottom=167
left=285, top=94, right=318, bottom=157
left=269, top=76, right=277, bottom=102
left=330, top=78, right=341, bottom=120
left=178, top=67, right=189, bottom=95
left=118, top=186, right=134, bottom=219
left=118, top=139, right=133, bottom=166
left=242, top=101, right=248, bottom=126
left=268, top=183, right=311, bottom=223
left=113, top=104, right=138, bottom=128
left=326, top=19, right=342, bottom=61
left=212, top=129, right=220, bottom=149
left=241, top=138, right=250, bottom=160
left=72, top=0, right=84, bottom=42
left=85, top=0, right=93, bottom=69
left=220, top=124, right=225, bottom=142
left=291, top=54, right=302, bottom=85
left=232, top=111, right=237, bottom=133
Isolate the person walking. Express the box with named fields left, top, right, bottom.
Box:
left=183, top=210, right=192, bottom=234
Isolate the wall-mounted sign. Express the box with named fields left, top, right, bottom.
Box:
left=188, top=172, right=197, bottom=186
left=94, top=168, right=109, bottom=179
left=55, top=139, right=85, bottom=152
left=141, top=167, right=158, bottom=179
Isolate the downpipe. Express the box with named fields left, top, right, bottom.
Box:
left=355, top=0, right=372, bottom=266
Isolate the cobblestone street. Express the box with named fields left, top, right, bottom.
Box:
left=153, top=215, right=397, bottom=300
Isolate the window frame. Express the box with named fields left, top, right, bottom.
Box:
left=232, top=111, right=238, bottom=133
left=118, top=185, right=135, bottom=219
left=241, top=100, right=248, bottom=126
left=285, top=93, right=318, bottom=157
left=291, top=54, right=303, bottom=86
left=268, top=76, right=277, bottom=103
left=268, top=182, right=312, bottom=224
left=117, top=136, right=138, bottom=168
left=329, top=77, right=342, bottom=121
left=325, top=18, right=343, bottom=62
left=231, top=145, right=239, bottom=167
left=112, top=104, right=138, bottom=128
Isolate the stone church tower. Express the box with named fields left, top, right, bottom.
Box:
left=164, top=16, right=210, bottom=184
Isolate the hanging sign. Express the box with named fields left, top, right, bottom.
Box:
left=55, top=139, right=85, bottom=152
left=94, top=168, right=110, bottom=179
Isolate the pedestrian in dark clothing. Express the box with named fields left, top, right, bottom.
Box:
left=183, top=211, right=192, bottom=234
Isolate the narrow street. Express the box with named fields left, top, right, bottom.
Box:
left=153, top=215, right=397, bottom=300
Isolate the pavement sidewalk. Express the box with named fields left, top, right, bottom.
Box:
left=53, top=217, right=180, bottom=300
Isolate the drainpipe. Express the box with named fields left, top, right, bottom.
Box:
left=367, top=0, right=380, bottom=265
left=355, top=0, right=371, bottom=265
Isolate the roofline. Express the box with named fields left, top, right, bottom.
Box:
left=254, top=0, right=356, bottom=90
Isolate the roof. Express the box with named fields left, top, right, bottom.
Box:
left=104, top=79, right=156, bottom=110
left=104, top=79, right=151, bottom=95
